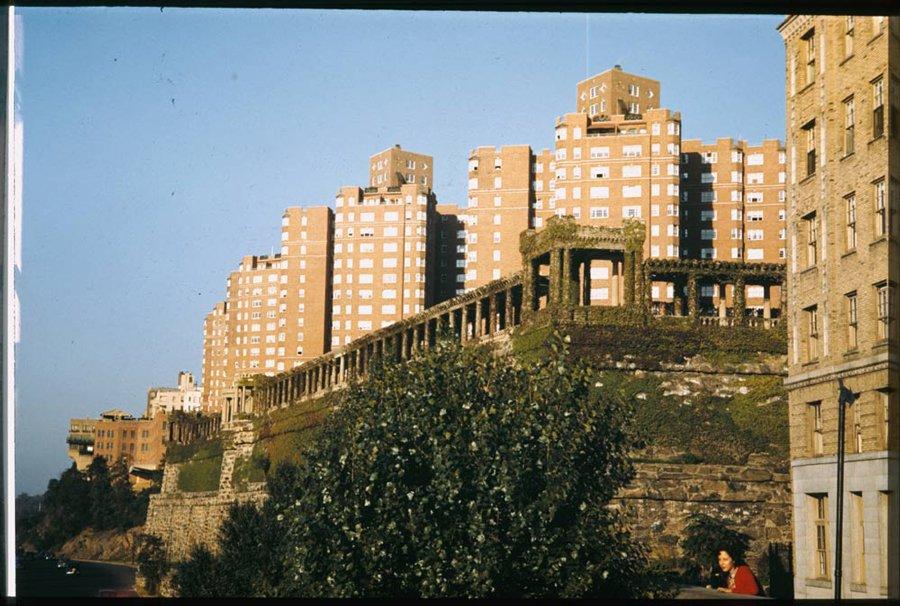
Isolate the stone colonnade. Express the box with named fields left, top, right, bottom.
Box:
left=245, top=277, right=525, bottom=417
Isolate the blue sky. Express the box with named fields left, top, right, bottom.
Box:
left=15, top=8, right=785, bottom=494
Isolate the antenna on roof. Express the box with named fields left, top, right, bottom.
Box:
left=585, top=14, right=589, bottom=79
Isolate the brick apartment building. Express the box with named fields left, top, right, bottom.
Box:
left=201, top=68, right=790, bottom=412
left=779, top=14, right=898, bottom=599
left=463, top=66, right=785, bottom=314
left=681, top=137, right=787, bottom=315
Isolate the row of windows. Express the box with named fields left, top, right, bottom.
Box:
left=796, top=18, right=886, bottom=91
left=802, top=283, right=893, bottom=362
left=802, top=180, right=893, bottom=267
left=335, top=195, right=429, bottom=208
left=335, top=225, right=426, bottom=239
left=806, top=489, right=892, bottom=589
left=800, top=77, right=887, bottom=179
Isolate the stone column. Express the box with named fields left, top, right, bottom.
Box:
left=717, top=282, right=728, bottom=323
left=505, top=288, right=514, bottom=328
left=474, top=299, right=483, bottom=338
left=424, top=319, right=432, bottom=350
left=610, top=260, right=619, bottom=306
left=673, top=278, right=684, bottom=316
left=634, top=256, right=645, bottom=314
left=448, top=308, right=456, bottom=338
left=526, top=259, right=538, bottom=314
left=687, top=272, right=699, bottom=321
left=763, top=284, right=772, bottom=321
left=581, top=257, right=591, bottom=306
left=561, top=247, right=573, bottom=309
left=549, top=249, right=561, bottom=306
left=623, top=252, right=634, bottom=308
left=779, top=282, right=787, bottom=317
left=487, top=295, right=496, bottom=334
left=734, top=275, right=746, bottom=326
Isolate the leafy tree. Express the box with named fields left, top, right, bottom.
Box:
left=135, top=533, right=169, bottom=595
left=20, top=458, right=162, bottom=551
left=173, top=462, right=303, bottom=597
left=25, top=463, right=90, bottom=549
left=172, top=544, right=219, bottom=597
left=272, top=333, right=671, bottom=597
left=86, top=457, right=116, bottom=530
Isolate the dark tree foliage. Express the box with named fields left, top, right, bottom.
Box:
left=277, top=333, right=671, bottom=597
left=19, top=459, right=157, bottom=550
left=174, top=462, right=302, bottom=597
left=24, top=463, right=91, bottom=549
left=172, top=544, right=219, bottom=597
left=176, top=333, right=675, bottom=597
left=135, top=533, right=169, bottom=595
left=679, top=512, right=752, bottom=587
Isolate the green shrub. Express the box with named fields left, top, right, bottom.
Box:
left=177, top=454, right=223, bottom=493
left=232, top=446, right=269, bottom=492
left=598, top=371, right=785, bottom=464
left=165, top=436, right=224, bottom=465
left=136, top=533, right=169, bottom=595
left=728, top=376, right=789, bottom=462
left=276, top=334, right=674, bottom=598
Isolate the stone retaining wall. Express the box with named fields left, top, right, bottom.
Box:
left=617, top=460, right=792, bottom=578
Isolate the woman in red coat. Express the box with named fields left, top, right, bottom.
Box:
left=715, top=548, right=761, bottom=595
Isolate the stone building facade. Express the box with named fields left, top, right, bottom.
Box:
left=146, top=371, right=202, bottom=418
left=779, top=14, right=899, bottom=599
left=91, top=408, right=168, bottom=475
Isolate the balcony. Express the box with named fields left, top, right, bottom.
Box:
left=66, top=434, right=95, bottom=446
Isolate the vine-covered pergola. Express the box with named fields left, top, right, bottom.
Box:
left=643, top=258, right=786, bottom=325
left=519, top=216, right=786, bottom=326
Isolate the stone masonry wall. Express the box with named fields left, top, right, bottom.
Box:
left=144, top=356, right=792, bottom=595
left=617, top=458, right=792, bottom=577
left=144, top=419, right=266, bottom=567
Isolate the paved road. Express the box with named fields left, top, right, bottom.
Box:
left=16, top=557, right=137, bottom=597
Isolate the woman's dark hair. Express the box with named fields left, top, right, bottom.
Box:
left=716, top=544, right=747, bottom=566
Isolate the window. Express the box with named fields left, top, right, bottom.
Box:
left=810, top=493, right=829, bottom=579
left=847, top=292, right=858, bottom=350
left=806, top=305, right=819, bottom=362
left=851, top=492, right=866, bottom=585
left=846, top=194, right=857, bottom=250
left=807, top=401, right=823, bottom=457
left=874, top=179, right=888, bottom=237
left=844, top=16, right=854, bottom=57
left=879, top=390, right=891, bottom=451
left=873, top=78, right=884, bottom=138
left=876, top=282, right=892, bottom=340
left=589, top=207, right=609, bottom=219
left=803, top=29, right=816, bottom=85
left=803, top=121, right=816, bottom=177
left=844, top=96, right=855, bottom=155
left=806, top=212, right=818, bottom=266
